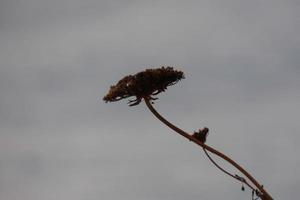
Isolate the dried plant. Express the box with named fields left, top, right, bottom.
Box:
left=103, top=66, right=273, bottom=200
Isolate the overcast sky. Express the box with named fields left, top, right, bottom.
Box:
left=0, top=0, right=300, bottom=200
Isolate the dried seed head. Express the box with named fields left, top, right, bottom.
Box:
left=103, top=66, right=184, bottom=106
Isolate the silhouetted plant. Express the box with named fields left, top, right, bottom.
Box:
left=103, top=67, right=184, bottom=106
left=103, top=66, right=273, bottom=200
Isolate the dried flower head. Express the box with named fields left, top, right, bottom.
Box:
left=103, top=66, right=184, bottom=106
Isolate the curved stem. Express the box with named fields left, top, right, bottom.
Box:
left=144, top=97, right=273, bottom=200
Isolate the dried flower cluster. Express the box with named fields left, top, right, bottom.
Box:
left=103, top=66, right=184, bottom=106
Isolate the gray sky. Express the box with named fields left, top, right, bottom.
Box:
left=1, top=0, right=299, bottom=199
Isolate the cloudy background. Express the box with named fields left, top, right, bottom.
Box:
left=1, top=0, right=299, bottom=199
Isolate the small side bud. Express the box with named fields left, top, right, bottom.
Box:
left=192, top=127, right=209, bottom=143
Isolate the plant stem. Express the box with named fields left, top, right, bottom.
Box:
left=144, top=97, right=273, bottom=200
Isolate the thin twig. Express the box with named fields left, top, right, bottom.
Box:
left=202, top=147, right=256, bottom=191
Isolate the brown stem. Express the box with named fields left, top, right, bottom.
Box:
left=144, top=97, right=273, bottom=200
